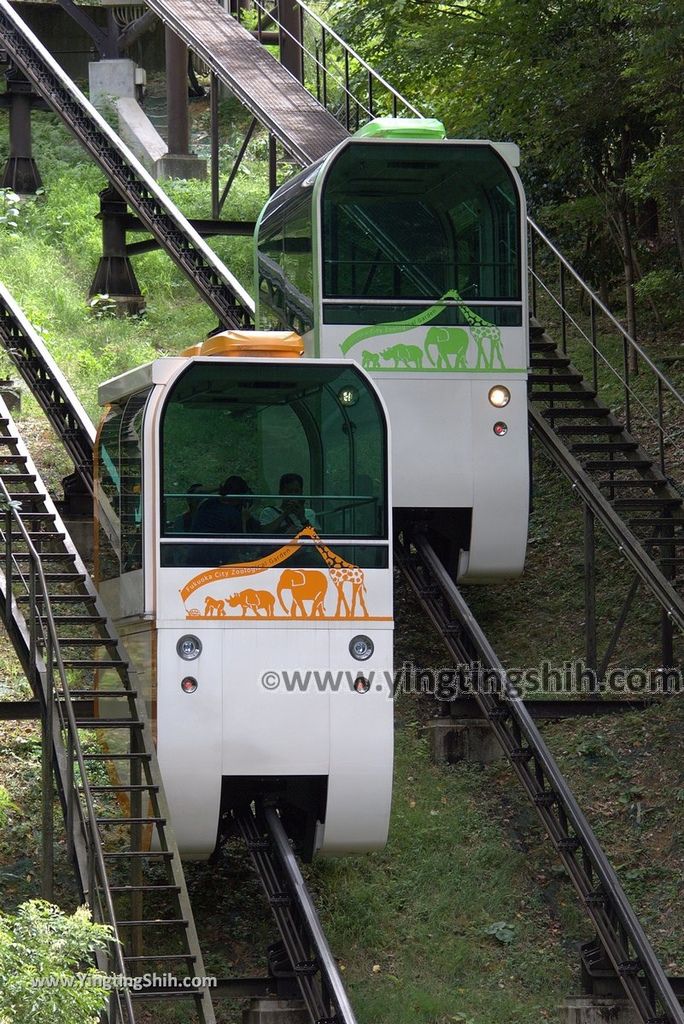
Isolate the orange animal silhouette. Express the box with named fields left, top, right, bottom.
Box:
left=298, top=526, right=368, bottom=617
left=228, top=589, right=276, bottom=617
left=204, top=595, right=226, bottom=617
left=277, top=569, right=328, bottom=618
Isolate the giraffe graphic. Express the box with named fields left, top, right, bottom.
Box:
left=442, top=289, right=506, bottom=370
left=299, top=526, right=369, bottom=618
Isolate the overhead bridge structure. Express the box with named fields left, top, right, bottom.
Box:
left=0, top=1, right=683, bottom=1022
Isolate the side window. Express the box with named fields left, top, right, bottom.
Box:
left=95, top=389, right=151, bottom=579
left=96, top=404, right=123, bottom=582
left=120, top=391, right=150, bottom=573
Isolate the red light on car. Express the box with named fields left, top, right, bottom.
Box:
left=354, top=676, right=370, bottom=694
left=493, top=421, right=508, bottom=436
left=181, top=676, right=198, bottom=693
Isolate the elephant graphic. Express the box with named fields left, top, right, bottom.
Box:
left=276, top=569, right=328, bottom=618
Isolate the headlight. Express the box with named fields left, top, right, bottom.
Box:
left=488, top=385, right=511, bottom=408
left=349, top=634, right=374, bottom=661
left=177, top=634, right=202, bottom=660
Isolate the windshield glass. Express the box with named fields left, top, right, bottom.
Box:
left=322, top=142, right=520, bottom=302
left=160, top=361, right=387, bottom=553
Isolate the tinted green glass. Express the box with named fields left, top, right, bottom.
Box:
left=160, top=362, right=388, bottom=555
left=322, top=143, right=520, bottom=302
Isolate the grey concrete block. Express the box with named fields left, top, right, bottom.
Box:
left=562, top=996, right=641, bottom=1023
left=116, top=97, right=167, bottom=175
left=242, top=999, right=309, bottom=1024
left=156, top=152, right=208, bottom=180
left=426, top=717, right=503, bottom=764
left=88, top=59, right=137, bottom=110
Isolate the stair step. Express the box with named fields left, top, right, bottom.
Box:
left=96, top=817, right=165, bottom=826
left=643, top=536, right=684, bottom=547
left=0, top=473, right=36, bottom=483
left=85, top=784, right=158, bottom=793
left=124, top=955, right=197, bottom=963
left=116, top=919, right=188, bottom=928
left=64, top=689, right=135, bottom=698
left=61, top=659, right=123, bottom=669
left=530, top=339, right=557, bottom=352
left=530, top=390, right=597, bottom=402
left=629, top=518, right=684, bottom=531
left=57, top=637, right=116, bottom=646
left=17, top=594, right=97, bottom=603
left=557, top=424, right=624, bottom=435
left=103, top=851, right=172, bottom=859
left=571, top=441, right=639, bottom=453
left=530, top=356, right=572, bottom=367
left=51, top=612, right=105, bottom=621
left=75, top=718, right=144, bottom=729
left=613, top=496, right=682, bottom=510
left=583, top=460, right=654, bottom=472
left=597, top=478, right=663, bottom=489
left=12, top=552, right=76, bottom=562
left=654, top=557, right=684, bottom=567
left=529, top=372, right=584, bottom=385
left=543, top=407, right=611, bottom=419
left=109, top=884, right=180, bottom=893
left=82, top=752, right=151, bottom=761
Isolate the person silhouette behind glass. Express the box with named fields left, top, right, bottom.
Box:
left=192, top=474, right=260, bottom=534
left=259, top=473, right=319, bottom=533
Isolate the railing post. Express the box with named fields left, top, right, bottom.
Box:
left=584, top=505, right=597, bottom=676
left=368, top=69, right=373, bottom=117
left=321, top=29, right=327, bottom=109
left=529, top=228, right=537, bottom=318
left=4, top=507, right=11, bottom=628
left=590, top=299, right=598, bottom=395
left=622, top=336, right=631, bottom=433
left=656, top=376, right=665, bottom=475
left=344, top=50, right=350, bottom=129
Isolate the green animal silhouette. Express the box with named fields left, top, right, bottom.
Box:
left=425, top=326, right=469, bottom=369
left=340, top=289, right=507, bottom=371
left=381, top=343, right=423, bottom=369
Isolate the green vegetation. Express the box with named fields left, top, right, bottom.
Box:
left=0, top=900, right=113, bottom=1024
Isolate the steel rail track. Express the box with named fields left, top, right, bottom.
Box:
left=0, top=281, right=95, bottom=493
left=235, top=802, right=358, bottom=1024
left=0, top=0, right=255, bottom=329
left=396, top=531, right=684, bottom=1024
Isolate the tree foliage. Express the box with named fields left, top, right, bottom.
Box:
left=325, top=0, right=684, bottom=332
left=0, top=900, right=113, bottom=1024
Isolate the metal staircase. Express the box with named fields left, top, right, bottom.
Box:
left=528, top=220, right=684, bottom=667
left=0, top=395, right=215, bottom=1024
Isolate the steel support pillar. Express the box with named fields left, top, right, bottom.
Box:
left=0, top=68, right=42, bottom=193
left=277, top=0, right=303, bottom=82
left=89, top=186, right=145, bottom=314
left=269, top=134, right=277, bottom=194
left=166, top=26, right=190, bottom=155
